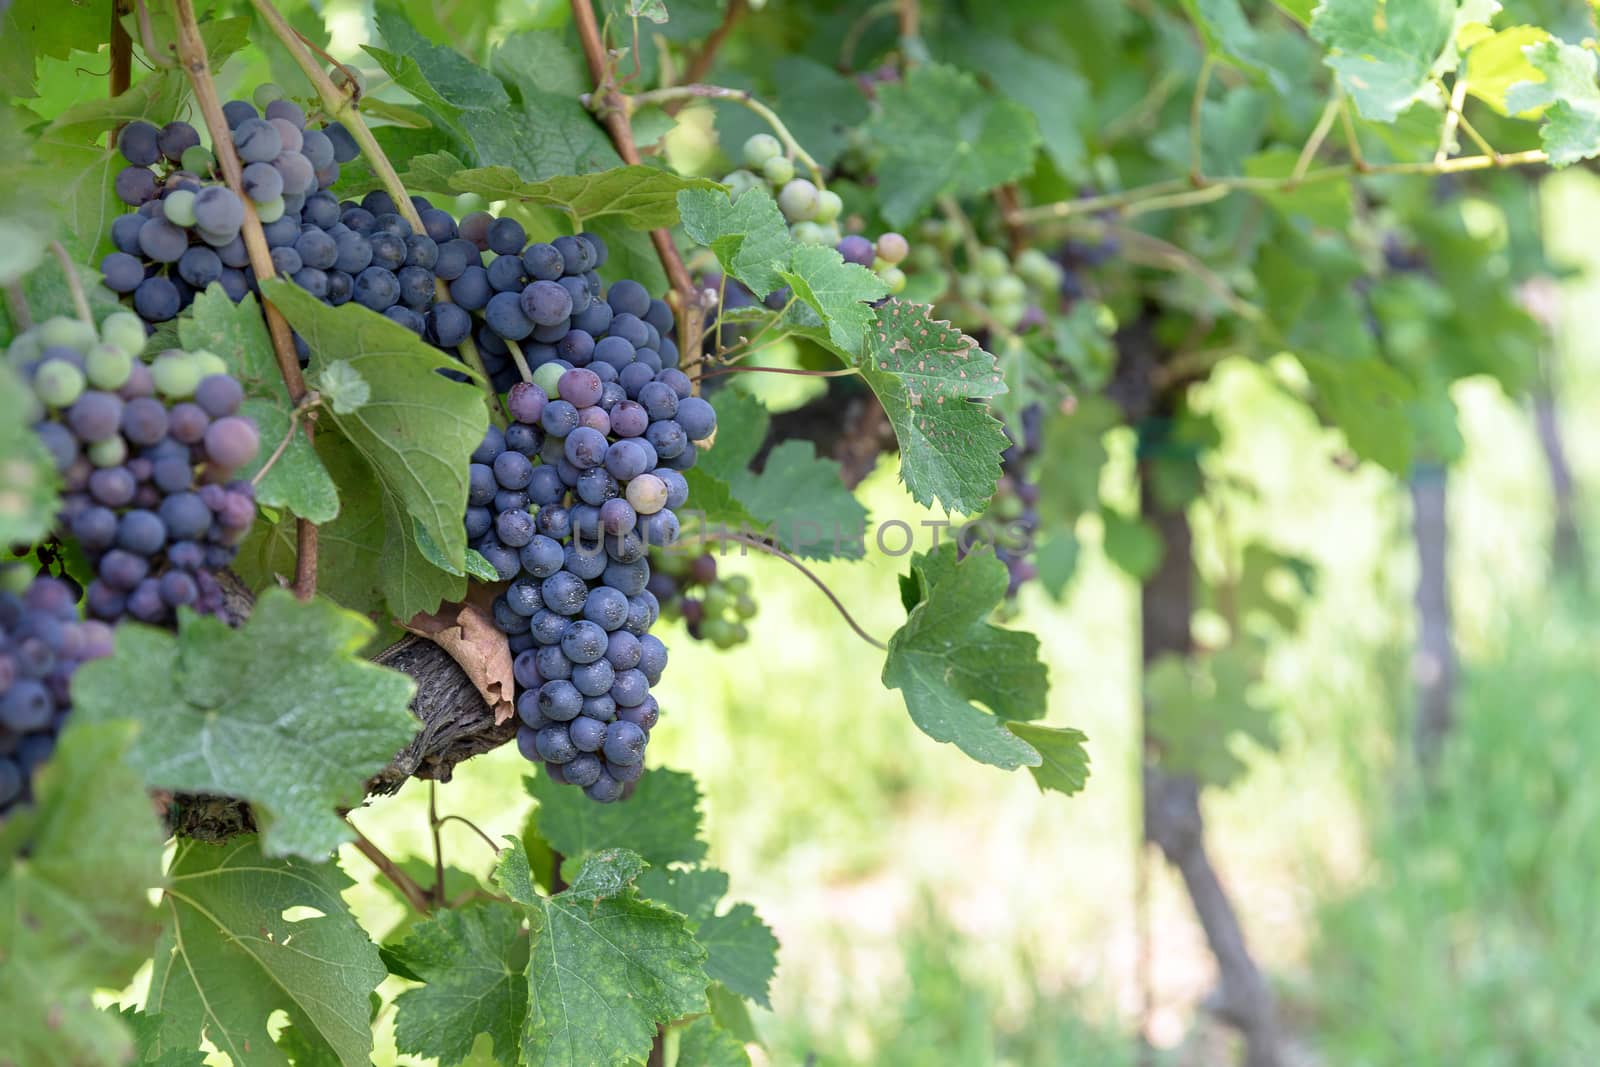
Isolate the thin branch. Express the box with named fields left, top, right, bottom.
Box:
left=248, top=0, right=501, bottom=421
left=251, top=391, right=321, bottom=486
left=700, top=531, right=888, bottom=651
left=436, top=813, right=501, bottom=856
left=1435, top=76, right=1470, bottom=165
left=292, top=26, right=362, bottom=101
left=110, top=1, right=133, bottom=103
left=626, top=84, right=825, bottom=188
left=896, top=0, right=926, bottom=67
left=135, top=0, right=170, bottom=67
left=1336, top=90, right=1367, bottom=171
left=1113, top=228, right=1259, bottom=322
left=348, top=825, right=433, bottom=914
left=5, top=285, right=33, bottom=331
left=505, top=338, right=535, bottom=384
left=1290, top=96, right=1341, bottom=185
left=1455, top=111, right=1499, bottom=161
left=672, top=0, right=746, bottom=98
left=171, top=0, right=317, bottom=600
left=428, top=782, right=446, bottom=907
left=49, top=242, right=94, bottom=326
left=697, top=364, right=858, bottom=381
left=1010, top=149, right=1550, bottom=226
left=1188, top=55, right=1216, bottom=183
left=572, top=0, right=707, bottom=371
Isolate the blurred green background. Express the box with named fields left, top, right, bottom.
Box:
left=327, top=160, right=1600, bottom=1067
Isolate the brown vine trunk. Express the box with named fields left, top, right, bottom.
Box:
left=1125, top=317, right=1281, bottom=1067
left=1409, top=465, right=1456, bottom=773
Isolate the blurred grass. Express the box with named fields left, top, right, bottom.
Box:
left=334, top=169, right=1600, bottom=1066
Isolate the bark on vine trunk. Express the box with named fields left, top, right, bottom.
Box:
left=1409, top=464, right=1456, bottom=773
left=1124, top=315, right=1282, bottom=1067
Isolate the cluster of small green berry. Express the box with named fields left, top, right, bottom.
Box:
left=648, top=553, right=757, bottom=650
left=905, top=227, right=1066, bottom=331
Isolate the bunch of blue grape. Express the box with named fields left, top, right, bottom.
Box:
left=99, top=86, right=360, bottom=327
left=987, top=405, right=1043, bottom=598
left=0, top=572, right=116, bottom=813
left=463, top=276, right=717, bottom=803
left=648, top=552, right=758, bottom=650
left=8, top=313, right=262, bottom=625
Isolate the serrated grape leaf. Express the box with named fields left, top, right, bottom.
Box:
left=1180, top=0, right=1293, bottom=90
left=678, top=187, right=793, bottom=299
left=769, top=56, right=872, bottom=169
left=779, top=244, right=887, bottom=357
left=181, top=287, right=339, bottom=524
left=1034, top=395, right=1118, bottom=525
left=865, top=64, right=1041, bottom=227
left=1100, top=508, right=1164, bottom=581
left=390, top=903, right=529, bottom=1067
left=883, top=545, right=1048, bottom=769
left=697, top=904, right=777, bottom=1009
left=440, top=164, right=721, bottom=229
left=0, top=722, right=163, bottom=1067
left=854, top=300, right=1009, bottom=515
left=1506, top=38, right=1600, bottom=165
left=262, top=279, right=488, bottom=579
left=145, top=838, right=387, bottom=1067
left=525, top=767, right=706, bottom=865
left=676, top=1016, right=752, bottom=1067
left=1298, top=352, right=1417, bottom=472
left=1004, top=722, right=1091, bottom=796
left=1, top=0, right=110, bottom=97
left=493, top=30, right=589, bottom=96
left=121, top=1007, right=207, bottom=1067
left=465, top=91, right=624, bottom=182
left=0, top=364, right=57, bottom=547
left=708, top=983, right=759, bottom=1043
left=368, top=4, right=509, bottom=132
left=494, top=842, right=709, bottom=1067
left=1145, top=644, right=1277, bottom=787
left=683, top=389, right=870, bottom=561
left=939, top=34, right=1091, bottom=180
left=635, top=866, right=730, bottom=921
left=630, top=0, right=669, bottom=22
left=74, top=590, right=418, bottom=858
left=1464, top=25, right=1550, bottom=116
left=1310, top=0, right=1459, bottom=122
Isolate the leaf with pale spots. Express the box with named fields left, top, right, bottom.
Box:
left=855, top=300, right=1010, bottom=515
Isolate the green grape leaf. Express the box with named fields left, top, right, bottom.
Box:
left=678, top=186, right=794, bottom=299
left=390, top=903, right=530, bottom=1067
left=1310, top=0, right=1459, bottom=122
left=1145, top=644, right=1278, bottom=787
left=1004, top=722, right=1092, bottom=796
left=121, top=1007, right=207, bottom=1067
left=635, top=866, right=730, bottom=921
left=708, top=982, right=759, bottom=1043
left=1243, top=148, right=1354, bottom=230
left=779, top=244, right=888, bottom=357
left=262, top=279, right=488, bottom=581
left=73, top=590, right=418, bottom=859
left=145, top=838, right=387, bottom=1067
left=676, top=1016, right=752, bottom=1067
left=865, top=63, right=1041, bottom=227
left=630, top=0, right=670, bottom=23
left=884, top=545, right=1049, bottom=769
left=368, top=4, right=509, bottom=132
left=465, top=91, right=624, bottom=182
left=181, top=287, right=339, bottom=524
left=683, top=389, right=870, bottom=561
left=492, top=30, right=589, bottom=96
left=1506, top=38, right=1600, bottom=165
left=1, top=0, right=111, bottom=97
left=940, top=34, right=1090, bottom=180
left=1035, top=396, right=1119, bottom=525
left=1100, top=508, right=1164, bottom=580
left=769, top=56, right=872, bottom=169
left=855, top=300, right=1009, bottom=515
left=430, top=163, right=721, bottom=229
left=1298, top=352, right=1417, bottom=472
left=494, top=842, right=710, bottom=1067
left=0, top=247, right=122, bottom=346
left=525, top=767, right=706, bottom=865
left=317, top=360, right=371, bottom=415
left=1463, top=25, right=1551, bottom=116
left=1181, top=0, right=1292, bottom=90
left=0, top=363, right=57, bottom=547
left=0, top=722, right=163, bottom=1067
left=586, top=217, right=671, bottom=296
left=697, top=904, right=778, bottom=1009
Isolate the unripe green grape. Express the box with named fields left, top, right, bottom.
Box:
left=975, top=247, right=1011, bottom=280
left=163, top=189, right=198, bottom=228
left=761, top=155, right=795, bottom=185
left=703, top=616, right=737, bottom=648
left=880, top=266, right=907, bottom=294
left=742, top=133, right=782, bottom=167
left=814, top=189, right=843, bottom=225
left=85, top=343, right=133, bottom=390
left=702, top=586, right=731, bottom=618
left=255, top=196, right=286, bottom=224
left=777, top=179, right=820, bottom=223
left=817, top=224, right=842, bottom=246
left=533, top=361, right=565, bottom=399
left=152, top=351, right=203, bottom=398
left=790, top=221, right=827, bottom=245
left=38, top=316, right=97, bottom=352
left=192, top=349, right=229, bottom=378
left=876, top=231, right=909, bottom=265
left=454, top=193, right=488, bottom=213
left=252, top=83, right=286, bottom=108
left=181, top=145, right=215, bottom=175
left=957, top=273, right=986, bottom=302
left=908, top=244, right=940, bottom=272
left=724, top=574, right=750, bottom=595
left=33, top=358, right=86, bottom=408
left=100, top=311, right=147, bottom=359
left=87, top=435, right=127, bottom=468
left=720, top=169, right=763, bottom=202
left=991, top=301, right=1026, bottom=328
left=989, top=274, right=1027, bottom=304
left=1015, top=248, right=1063, bottom=291
left=6, top=328, right=42, bottom=368
left=734, top=594, right=757, bottom=620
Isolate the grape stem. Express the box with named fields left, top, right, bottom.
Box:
left=625, top=84, right=826, bottom=188
left=4, top=285, right=32, bottom=331
left=504, top=338, right=535, bottom=385
left=246, top=0, right=503, bottom=424
left=134, top=0, right=171, bottom=68
left=435, top=813, right=501, bottom=856
left=251, top=391, right=322, bottom=488
left=571, top=0, right=711, bottom=375
left=170, top=0, right=318, bottom=601
left=700, top=531, right=889, bottom=651
left=109, top=1, right=132, bottom=102
left=1010, top=148, right=1551, bottom=226
left=696, top=364, right=857, bottom=382
left=348, top=822, right=433, bottom=914
left=428, top=782, right=446, bottom=907
left=48, top=241, right=94, bottom=327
